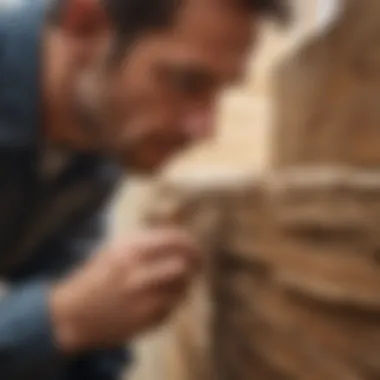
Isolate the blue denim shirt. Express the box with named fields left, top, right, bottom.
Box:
left=0, top=1, right=129, bottom=379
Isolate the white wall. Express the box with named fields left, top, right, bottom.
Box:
left=316, top=0, right=343, bottom=30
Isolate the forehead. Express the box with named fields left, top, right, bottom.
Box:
left=167, top=0, right=257, bottom=76
left=174, top=0, right=256, bottom=48
left=120, top=0, right=258, bottom=84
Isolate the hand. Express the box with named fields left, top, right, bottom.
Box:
left=49, top=227, right=202, bottom=353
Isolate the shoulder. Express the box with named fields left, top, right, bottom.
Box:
left=0, top=0, right=46, bottom=148
left=0, top=0, right=45, bottom=15
left=0, top=0, right=44, bottom=30
left=0, top=0, right=24, bottom=14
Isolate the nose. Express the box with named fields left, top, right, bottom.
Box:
left=182, top=107, right=216, bottom=140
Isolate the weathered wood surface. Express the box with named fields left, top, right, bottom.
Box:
left=271, top=0, right=380, bottom=169
left=138, top=167, right=380, bottom=380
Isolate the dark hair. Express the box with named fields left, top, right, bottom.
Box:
left=242, top=0, right=291, bottom=24
left=49, top=0, right=290, bottom=41
left=104, top=0, right=291, bottom=36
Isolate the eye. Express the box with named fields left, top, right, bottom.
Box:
left=158, top=65, right=216, bottom=98
left=171, top=71, right=204, bottom=95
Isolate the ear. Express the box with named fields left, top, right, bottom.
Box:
left=62, top=0, right=110, bottom=38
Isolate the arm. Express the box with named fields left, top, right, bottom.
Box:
left=0, top=206, right=130, bottom=380
left=54, top=205, right=132, bottom=380
left=0, top=281, right=66, bottom=379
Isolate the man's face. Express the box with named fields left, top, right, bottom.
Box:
left=70, top=0, right=257, bottom=172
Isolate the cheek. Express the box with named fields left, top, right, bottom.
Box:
left=105, top=75, right=160, bottom=133
left=74, top=69, right=99, bottom=109
left=101, top=77, right=136, bottom=137
left=180, top=106, right=218, bottom=141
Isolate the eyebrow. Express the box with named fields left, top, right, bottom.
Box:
left=183, top=67, right=219, bottom=86
left=159, top=63, right=220, bottom=87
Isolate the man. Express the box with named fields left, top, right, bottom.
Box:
left=0, top=0, right=288, bottom=379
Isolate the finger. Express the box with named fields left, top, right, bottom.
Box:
left=128, top=256, right=191, bottom=292
left=150, top=291, right=187, bottom=323
left=117, top=228, right=204, bottom=269
left=144, top=228, right=204, bottom=268
left=146, top=228, right=196, bottom=251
